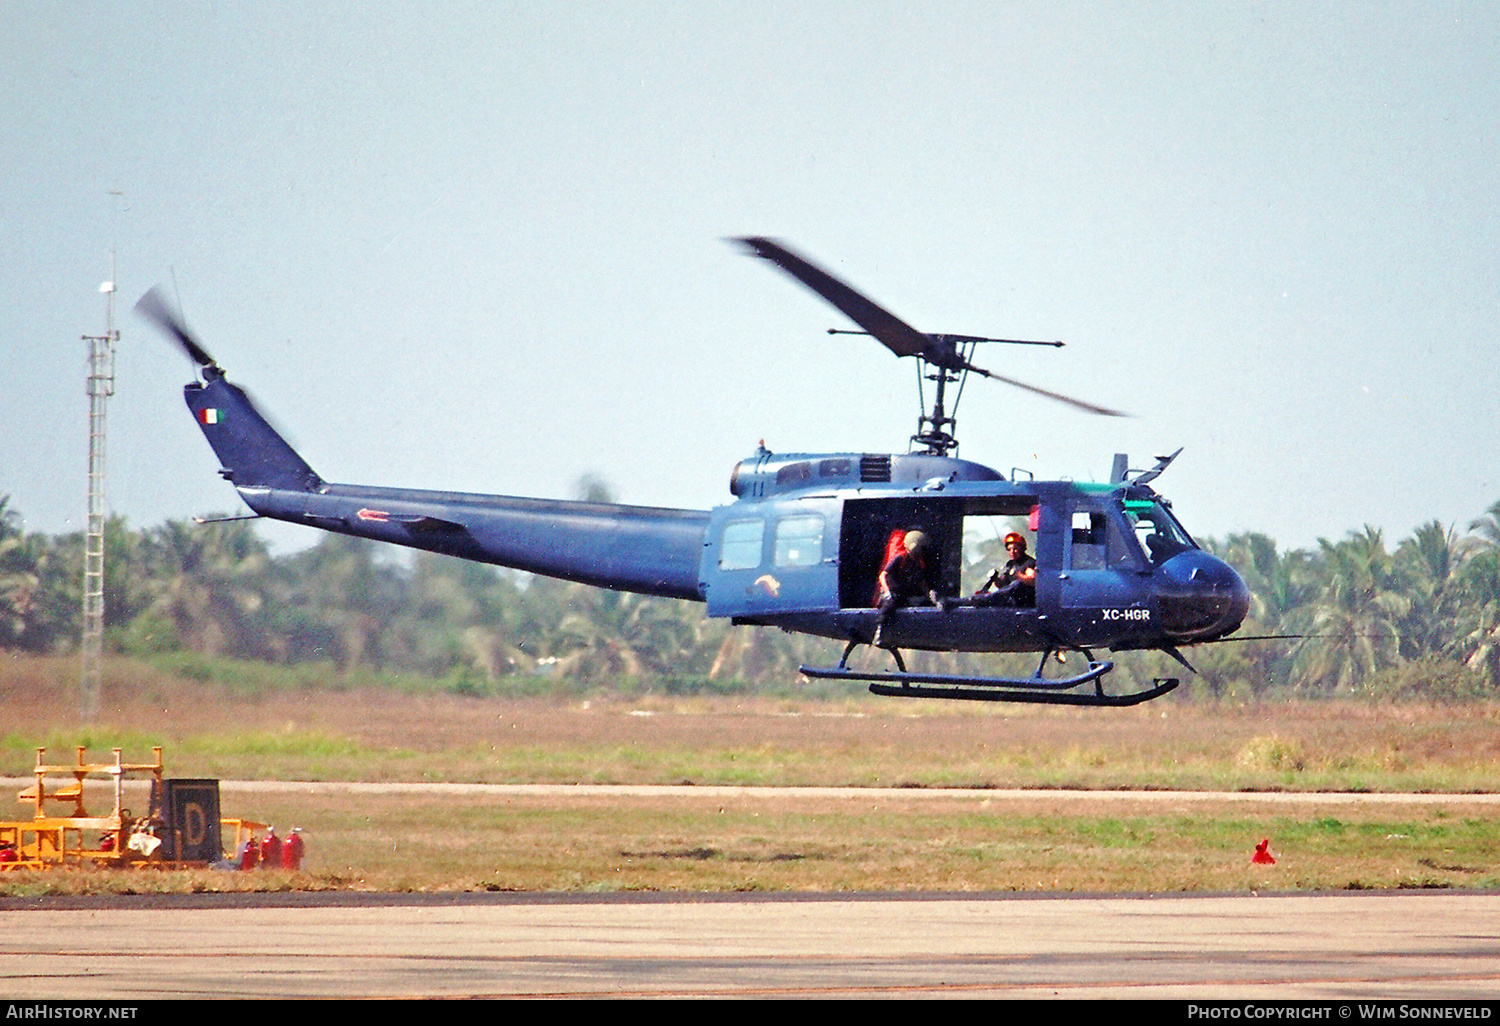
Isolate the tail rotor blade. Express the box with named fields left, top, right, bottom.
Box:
left=135, top=286, right=217, bottom=369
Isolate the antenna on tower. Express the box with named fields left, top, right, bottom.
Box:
left=80, top=192, right=123, bottom=722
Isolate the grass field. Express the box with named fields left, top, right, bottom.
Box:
left=2, top=656, right=1498, bottom=895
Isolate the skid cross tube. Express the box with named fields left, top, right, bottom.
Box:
left=864, top=676, right=1179, bottom=706
left=800, top=640, right=1179, bottom=706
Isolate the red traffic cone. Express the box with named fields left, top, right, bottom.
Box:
left=1251, top=838, right=1276, bottom=864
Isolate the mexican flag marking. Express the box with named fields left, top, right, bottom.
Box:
left=198, top=408, right=222, bottom=425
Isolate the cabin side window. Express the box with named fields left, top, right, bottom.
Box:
left=773, top=515, right=824, bottom=568
left=718, top=518, right=765, bottom=570
left=1070, top=511, right=1108, bottom=570
left=1070, top=504, right=1141, bottom=571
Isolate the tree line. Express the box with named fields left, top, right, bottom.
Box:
left=4, top=493, right=1500, bottom=699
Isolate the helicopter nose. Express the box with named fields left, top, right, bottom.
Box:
left=1154, top=551, right=1250, bottom=641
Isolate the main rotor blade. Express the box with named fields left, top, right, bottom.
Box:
left=966, top=364, right=1127, bottom=417
left=735, top=236, right=1127, bottom=418
left=135, top=286, right=217, bottom=368
left=734, top=237, right=932, bottom=359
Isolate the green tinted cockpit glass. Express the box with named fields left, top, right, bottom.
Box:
left=1120, top=498, right=1195, bottom=564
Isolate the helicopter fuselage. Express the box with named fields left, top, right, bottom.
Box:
left=702, top=447, right=1248, bottom=656
left=149, top=234, right=1251, bottom=706
left=187, top=370, right=1247, bottom=666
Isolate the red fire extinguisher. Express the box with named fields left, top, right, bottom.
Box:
left=259, top=827, right=281, bottom=869
left=238, top=836, right=259, bottom=871
left=281, top=827, right=305, bottom=871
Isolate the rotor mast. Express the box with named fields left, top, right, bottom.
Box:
left=912, top=353, right=960, bottom=456
left=833, top=330, right=1065, bottom=457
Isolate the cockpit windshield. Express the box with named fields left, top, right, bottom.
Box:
left=1121, top=497, right=1196, bottom=565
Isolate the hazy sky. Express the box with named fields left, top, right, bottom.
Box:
left=3, top=1, right=1496, bottom=556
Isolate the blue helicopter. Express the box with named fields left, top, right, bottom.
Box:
left=137, top=238, right=1249, bottom=707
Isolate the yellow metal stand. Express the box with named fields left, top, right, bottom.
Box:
left=0, top=746, right=249, bottom=871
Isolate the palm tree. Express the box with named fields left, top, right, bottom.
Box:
left=1455, top=548, right=1500, bottom=687
left=0, top=497, right=39, bottom=645
left=1293, top=527, right=1405, bottom=693
left=1468, top=499, right=1500, bottom=549
left=273, top=533, right=405, bottom=671
left=138, top=518, right=274, bottom=657
left=551, top=587, right=647, bottom=683
left=1453, top=509, right=1500, bottom=688
left=1196, top=534, right=1317, bottom=695
left=407, top=552, right=537, bottom=679
left=705, top=620, right=816, bottom=685
left=1394, top=521, right=1467, bottom=662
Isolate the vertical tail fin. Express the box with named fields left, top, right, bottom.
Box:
left=185, top=370, right=322, bottom=492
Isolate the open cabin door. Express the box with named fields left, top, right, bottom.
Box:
left=703, top=490, right=1048, bottom=618
left=837, top=494, right=1039, bottom=611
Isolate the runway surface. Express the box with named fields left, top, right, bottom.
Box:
left=4, top=889, right=1499, bottom=999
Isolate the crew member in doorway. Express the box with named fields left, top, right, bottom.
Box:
left=968, top=532, right=1037, bottom=607
left=873, top=529, right=941, bottom=647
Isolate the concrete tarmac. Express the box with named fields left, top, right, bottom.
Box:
left=3, top=890, right=1499, bottom=999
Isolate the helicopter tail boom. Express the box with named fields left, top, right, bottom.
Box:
left=182, top=361, right=707, bottom=600
left=292, top=482, right=710, bottom=600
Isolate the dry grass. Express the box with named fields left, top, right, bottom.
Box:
left=4, top=790, right=1497, bottom=896
left=5, top=655, right=1499, bottom=792
left=3, top=655, right=1499, bottom=895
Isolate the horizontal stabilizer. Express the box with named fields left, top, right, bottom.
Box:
left=389, top=514, right=464, bottom=532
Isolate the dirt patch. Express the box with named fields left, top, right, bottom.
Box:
left=4, top=656, right=1499, bottom=790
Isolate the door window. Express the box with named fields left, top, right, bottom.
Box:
left=718, top=519, right=765, bottom=570
left=773, top=515, right=824, bottom=568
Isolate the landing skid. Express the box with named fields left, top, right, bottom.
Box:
left=799, top=641, right=1179, bottom=707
